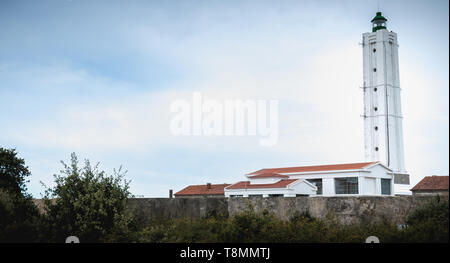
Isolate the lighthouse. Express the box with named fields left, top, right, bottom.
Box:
left=362, top=12, right=411, bottom=194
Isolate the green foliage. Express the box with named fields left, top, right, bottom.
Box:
left=0, top=147, right=31, bottom=197
left=227, top=205, right=286, bottom=242
left=286, top=211, right=330, bottom=242
left=0, top=190, right=40, bottom=242
left=40, top=153, right=134, bottom=242
left=0, top=148, right=40, bottom=242
left=402, top=196, right=449, bottom=242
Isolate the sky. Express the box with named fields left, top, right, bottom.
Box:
left=0, top=0, right=448, bottom=198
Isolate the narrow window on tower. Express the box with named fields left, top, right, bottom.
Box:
left=374, top=107, right=378, bottom=111
left=373, top=48, right=376, bottom=52
left=375, top=147, right=379, bottom=151
left=375, top=126, right=378, bottom=131
left=374, top=88, right=377, bottom=92
left=373, top=68, right=377, bottom=72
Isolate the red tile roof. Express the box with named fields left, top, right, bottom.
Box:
left=247, top=172, right=289, bottom=179
left=175, top=183, right=230, bottom=196
left=247, top=162, right=378, bottom=175
left=226, top=179, right=299, bottom=190
left=411, top=176, right=449, bottom=191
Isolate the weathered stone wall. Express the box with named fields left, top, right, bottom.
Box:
left=126, top=197, right=229, bottom=223
left=33, top=195, right=447, bottom=225
left=227, top=195, right=446, bottom=225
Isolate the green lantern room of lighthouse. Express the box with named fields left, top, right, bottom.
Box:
left=371, top=12, right=387, bottom=32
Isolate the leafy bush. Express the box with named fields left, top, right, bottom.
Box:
left=402, top=196, right=449, bottom=242
left=40, top=153, right=135, bottom=242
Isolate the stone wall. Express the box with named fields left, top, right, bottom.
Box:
left=227, top=195, right=445, bottom=225
left=34, top=195, right=447, bottom=225
left=126, top=197, right=228, bottom=223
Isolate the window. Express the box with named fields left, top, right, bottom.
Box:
left=268, top=194, right=283, bottom=197
left=374, top=107, right=378, bottom=111
left=373, top=68, right=377, bottom=72
left=375, top=147, right=379, bottom=151
left=306, top=179, right=323, bottom=195
left=229, top=195, right=243, bottom=198
left=374, top=88, right=377, bottom=92
left=249, top=194, right=263, bottom=197
left=381, top=179, right=391, bottom=195
left=373, top=48, right=376, bottom=53
left=296, top=194, right=308, bottom=197
left=335, top=177, right=359, bottom=194
left=375, top=126, right=378, bottom=131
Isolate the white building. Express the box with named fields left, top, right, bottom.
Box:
left=362, top=12, right=411, bottom=195
left=224, top=162, right=394, bottom=197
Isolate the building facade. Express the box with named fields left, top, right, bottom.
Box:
left=225, top=178, right=317, bottom=198
left=362, top=12, right=410, bottom=194
left=224, top=162, right=395, bottom=197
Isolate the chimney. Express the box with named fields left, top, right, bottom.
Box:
left=207, top=183, right=211, bottom=189
left=169, top=189, right=173, bottom=199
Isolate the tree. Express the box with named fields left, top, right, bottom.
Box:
left=0, top=147, right=40, bottom=242
left=41, top=153, right=135, bottom=242
left=0, top=148, right=31, bottom=196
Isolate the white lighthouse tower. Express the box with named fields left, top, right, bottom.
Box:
left=362, top=12, right=411, bottom=195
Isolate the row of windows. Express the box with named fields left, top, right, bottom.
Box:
left=371, top=49, right=379, bottom=152
left=306, top=178, right=391, bottom=195
left=372, top=40, right=394, bottom=72
left=334, top=177, right=391, bottom=195
left=372, top=69, right=379, bottom=151
left=229, top=178, right=392, bottom=196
